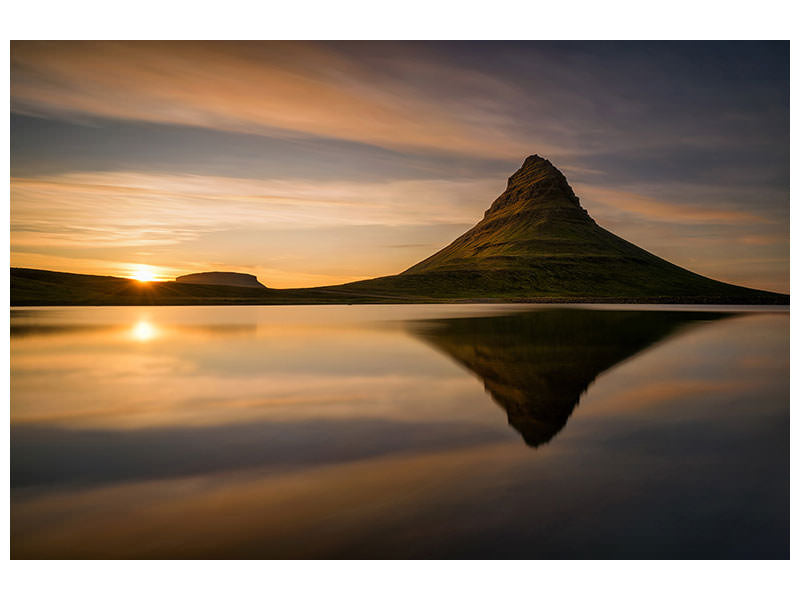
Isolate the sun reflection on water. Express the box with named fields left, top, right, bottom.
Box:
left=131, top=320, right=158, bottom=342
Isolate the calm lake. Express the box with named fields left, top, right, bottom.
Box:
left=10, top=304, right=789, bottom=559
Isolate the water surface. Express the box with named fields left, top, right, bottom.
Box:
left=10, top=304, right=789, bottom=558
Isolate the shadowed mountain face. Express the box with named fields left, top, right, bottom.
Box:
left=413, top=309, right=732, bottom=447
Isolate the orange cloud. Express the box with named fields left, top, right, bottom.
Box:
left=11, top=41, right=543, bottom=160
left=736, top=234, right=784, bottom=246
left=10, top=171, right=498, bottom=244
left=574, top=184, right=769, bottom=225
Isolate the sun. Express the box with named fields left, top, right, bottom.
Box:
left=131, top=267, right=157, bottom=282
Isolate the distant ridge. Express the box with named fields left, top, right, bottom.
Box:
left=175, top=272, right=266, bottom=288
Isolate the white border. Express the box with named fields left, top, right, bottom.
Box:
left=2, top=1, right=797, bottom=40
left=3, top=1, right=796, bottom=598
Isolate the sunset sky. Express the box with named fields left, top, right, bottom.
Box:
left=10, top=41, right=789, bottom=292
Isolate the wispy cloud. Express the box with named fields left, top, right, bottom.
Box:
left=11, top=171, right=500, bottom=248
left=575, top=184, right=770, bottom=225
left=10, top=171, right=499, bottom=286
left=11, top=41, right=545, bottom=160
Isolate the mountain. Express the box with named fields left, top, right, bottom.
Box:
left=330, top=155, right=784, bottom=303
left=175, top=272, right=266, bottom=288
left=413, top=309, right=732, bottom=447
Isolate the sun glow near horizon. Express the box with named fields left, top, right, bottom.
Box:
left=130, top=267, right=159, bottom=282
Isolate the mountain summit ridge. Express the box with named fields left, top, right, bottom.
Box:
left=487, top=154, right=592, bottom=222
left=402, top=155, right=625, bottom=277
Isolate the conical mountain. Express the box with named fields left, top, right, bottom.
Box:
left=337, top=155, right=784, bottom=302
left=405, top=154, right=598, bottom=275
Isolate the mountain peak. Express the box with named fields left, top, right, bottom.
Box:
left=516, top=153, right=550, bottom=171
left=508, top=154, right=559, bottom=184
left=485, top=155, right=592, bottom=223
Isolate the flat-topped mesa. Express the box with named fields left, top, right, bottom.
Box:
left=485, top=154, right=593, bottom=224
left=175, top=271, right=267, bottom=288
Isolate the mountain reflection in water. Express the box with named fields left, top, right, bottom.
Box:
left=413, top=309, right=731, bottom=447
